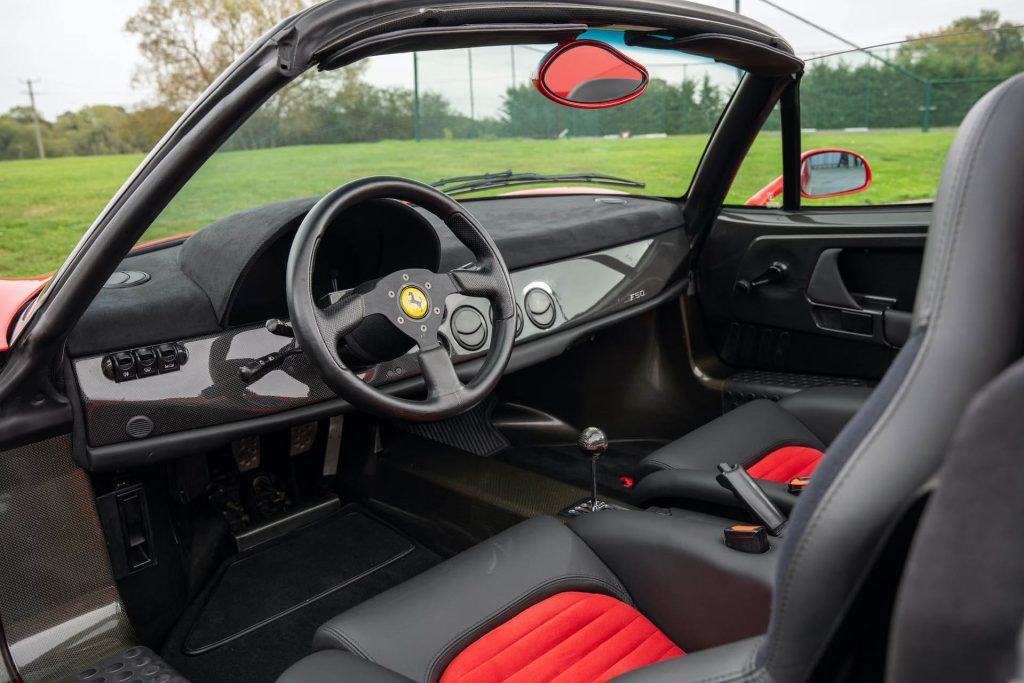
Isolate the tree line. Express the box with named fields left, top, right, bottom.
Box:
left=0, top=9, right=1018, bottom=160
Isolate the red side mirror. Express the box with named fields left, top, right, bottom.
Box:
left=800, top=149, right=872, bottom=199
left=534, top=40, right=649, bottom=109
left=746, top=148, right=873, bottom=206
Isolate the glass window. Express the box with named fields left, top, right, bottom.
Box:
left=727, top=22, right=1023, bottom=208
left=798, top=25, right=1020, bottom=206
left=140, top=31, right=743, bottom=244
left=724, top=104, right=782, bottom=206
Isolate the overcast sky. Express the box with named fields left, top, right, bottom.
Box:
left=1, top=0, right=1021, bottom=120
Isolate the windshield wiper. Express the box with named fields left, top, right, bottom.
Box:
left=431, top=170, right=645, bottom=196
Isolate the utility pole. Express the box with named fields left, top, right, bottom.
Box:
left=468, top=48, right=476, bottom=123
left=413, top=52, right=421, bottom=142
left=510, top=45, right=516, bottom=85
left=20, top=78, right=46, bottom=159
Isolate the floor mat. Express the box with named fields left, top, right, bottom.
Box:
left=163, top=506, right=439, bottom=683
left=495, top=440, right=665, bottom=504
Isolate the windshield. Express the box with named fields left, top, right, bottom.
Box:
left=140, top=31, right=741, bottom=243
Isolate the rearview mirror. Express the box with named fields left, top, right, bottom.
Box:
left=800, top=149, right=872, bottom=199
left=534, top=40, right=649, bottom=109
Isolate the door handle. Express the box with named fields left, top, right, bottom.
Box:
left=806, top=248, right=904, bottom=347
left=807, top=249, right=858, bottom=308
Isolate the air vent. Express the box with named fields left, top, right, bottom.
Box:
left=524, top=288, right=556, bottom=329
left=450, top=306, right=488, bottom=351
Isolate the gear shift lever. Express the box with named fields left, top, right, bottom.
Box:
left=560, top=427, right=622, bottom=517
left=577, top=427, right=608, bottom=511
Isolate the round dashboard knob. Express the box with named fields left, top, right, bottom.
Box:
left=524, top=288, right=556, bottom=329
left=450, top=306, right=488, bottom=351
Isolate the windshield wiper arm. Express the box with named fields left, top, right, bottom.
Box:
left=431, top=170, right=645, bottom=196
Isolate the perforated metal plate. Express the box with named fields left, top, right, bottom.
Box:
left=60, top=646, right=187, bottom=683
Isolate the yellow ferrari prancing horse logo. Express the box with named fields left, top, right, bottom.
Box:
left=399, top=285, right=430, bottom=320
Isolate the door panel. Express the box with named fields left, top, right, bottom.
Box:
left=698, top=206, right=930, bottom=381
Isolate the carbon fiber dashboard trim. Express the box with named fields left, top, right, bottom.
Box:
left=76, top=326, right=337, bottom=447
left=0, top=435, right=135, bottom=682
left=74, top=232, right=687, bottom=448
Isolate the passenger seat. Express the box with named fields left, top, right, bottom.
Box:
left=637, top=385, right=871, bottom=482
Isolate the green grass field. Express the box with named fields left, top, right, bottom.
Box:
left=0, top=130, right=954, bottom=277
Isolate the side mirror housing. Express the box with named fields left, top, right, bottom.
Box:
left=800, top=149, right=872, bottom=199
left=534, top=40, right=649, bottom=109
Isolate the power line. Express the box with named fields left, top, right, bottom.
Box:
left=18, top=78, right=46, bottom=159
left=806, top=24, right=1024, bottom=62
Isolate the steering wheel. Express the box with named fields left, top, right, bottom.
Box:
left=287, top=177, right=516, bottom=421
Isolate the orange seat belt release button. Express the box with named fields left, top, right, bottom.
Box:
left=788, top=476, right=811, bottom=495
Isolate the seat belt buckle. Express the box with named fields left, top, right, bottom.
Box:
left=724, top=524, right=770, bottom=554
left=788, top=476, right=811, bottom=495
left=716, top=463, right=788, bottom=536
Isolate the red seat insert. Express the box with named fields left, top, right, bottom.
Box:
left=440, top=591, right=684, bottom=683
left=747, top=445, right=824, bottom=483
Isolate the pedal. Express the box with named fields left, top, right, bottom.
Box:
left=232, top=435, right=261, bottom=472
left=289, top=422, right=318, bottom=456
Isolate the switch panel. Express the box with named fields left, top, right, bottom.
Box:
left=102, top=342, right=188, bottom=382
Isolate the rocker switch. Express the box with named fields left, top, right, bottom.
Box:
left=156, top=343, right=180, bottom=373
left=134, top=347, right=159, bottom=378
left=112, top=352, right=137, bottom=382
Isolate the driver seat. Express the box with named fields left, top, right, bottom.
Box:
left=277, top=74, right=1024, bottom=683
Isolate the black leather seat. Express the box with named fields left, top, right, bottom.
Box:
left=278, top=74, right=1024, bottom=683
left=887, top=355, right=1024, bottom=683
left=631, top=386, right=869, bottom=512
left=637, top=386, right=870, bottom=477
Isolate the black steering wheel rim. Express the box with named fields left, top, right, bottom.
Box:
left=287, top=176, right=516, bottom=421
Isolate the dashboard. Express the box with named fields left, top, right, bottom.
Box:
left=69, top=194, right=689, bottom=469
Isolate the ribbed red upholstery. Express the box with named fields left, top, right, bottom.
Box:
left=747, top=445, right=824, bottom=482
left=440, top=592, right=684, bottom=683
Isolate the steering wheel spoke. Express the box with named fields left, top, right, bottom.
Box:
left=418, top=344, right=463, bottom=398
left=449, top=267, right=515, bottom=319
left=314, top=289, right=366, bottom=344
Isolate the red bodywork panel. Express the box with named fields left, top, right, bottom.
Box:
left=0, top=278, right=48, bottom=352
